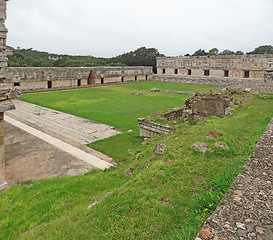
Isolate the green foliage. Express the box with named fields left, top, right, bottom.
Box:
left=110, top=47, right=164, bottom=71
left=208, top=48, right=219, bottom=55
left=247, top=45, right=273, bottom=54
left=192, top=49, right=208, bottom=56
left=8, top=46, right=163, bottom=68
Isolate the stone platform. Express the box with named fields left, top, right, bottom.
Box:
left=7, top=100, right=121, bottom=144
left=3, top=100, right=121, bottom=188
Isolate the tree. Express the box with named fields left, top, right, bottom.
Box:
left=219, top=49, right=235, bottom=55
left=234, top=51, right=244, bottom=55
left=192, top=49, right=208, bottom=56
left=110, top=47, right=164, bottom=71
left=209, top=48, right=219, bottom=55
left=247, top=45, right=273, bottom=54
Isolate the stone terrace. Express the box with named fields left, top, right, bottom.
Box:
left=8, top=100, right=121, bottom=144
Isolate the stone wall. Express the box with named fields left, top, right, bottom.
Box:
left=138, top=118, right=171, bottom=137
left=6, top=66, right=153, bottom=91
left=156, top=55, right=273, bottom=92
left=0, top=0, right=15, bottom=191
left=157, top=54, right=273, bottom=72
left=265, top=72, right=273, bottom=83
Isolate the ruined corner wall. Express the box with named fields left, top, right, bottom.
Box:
left=154, top=55, right=273, bottom=92
left=6, top=66, right=153, bottom=91
left=0, top=0, right=14, bottom=191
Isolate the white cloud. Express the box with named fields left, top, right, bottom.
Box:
left=6, top=0, right=273, bottom=57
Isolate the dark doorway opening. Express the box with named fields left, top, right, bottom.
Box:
left=204, top=70, right=210, bottom=76
left=14, top=82, right=20, bottom=87
left=135, top=76, right=137, bottom=81
left=101, top=78, right=104, bottom=84
left=121, top=76, right=124, bottom=82
left=145, top=75, right=148, bottom=80
left=188, top=69, right=192, bottom=75
left=244, top=70, right=250, bottom=78
left=162, top=69, right=166, bottom=74
left=48, top=81, right=52, bottom=89
left=77, top=79, right=81, bottom=86
left=224, top=70, right=229, bottom=77
left=174, top=69, right=178, bottom=74
left=87, top=70, right=96, bottom=86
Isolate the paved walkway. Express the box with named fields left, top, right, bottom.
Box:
left=4, top=100, right=120, bottom=187
left=9, top=100, right=121, bottom=144
left=196, top=118, right=273, bottom=240
left=5, top=116, right=113, bottom=170
left=4, top=122, right=95, bottom=187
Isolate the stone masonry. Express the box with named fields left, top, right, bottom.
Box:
left=155, top=55, right=273, bottom=93
left=0, top=0, right=15, bottom=191
left=6, top=66, right=153, bottom=91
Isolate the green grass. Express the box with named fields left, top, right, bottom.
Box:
left=20, top=81, right=216, bottom=161
left=1, top=83, right=273, bottom=239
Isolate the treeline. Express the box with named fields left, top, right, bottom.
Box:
left=7, top=45, right=273, bottom=69
left=187, top=45, right=273, bottom=56
left=7, top=47, right=163, bottom=71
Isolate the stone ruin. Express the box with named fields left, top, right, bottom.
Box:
left=138, top=89, right=243, bottom=137
left=0, top=0, right=12, bottom=191
left=138, top=118, right=171, bottom=137
left=264, top=72, right=273, bottom=83
left=184, top=92, right=232, bottom=121
left=0, top=0, right=21, bottom=191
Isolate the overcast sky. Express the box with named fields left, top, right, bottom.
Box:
left=6, top=0, right=273, bottom=57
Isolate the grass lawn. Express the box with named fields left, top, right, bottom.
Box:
left=20, top=81, right=216, bottom=161
left=1, top=82, right=272, bottom=239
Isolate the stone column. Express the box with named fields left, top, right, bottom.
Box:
left=0, top=0, right=14, bottom=191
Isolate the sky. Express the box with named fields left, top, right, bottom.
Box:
left=5, top=0, right=273, bottom=57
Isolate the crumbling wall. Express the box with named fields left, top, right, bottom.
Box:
left=161, top=108, right=185, bottom=121
left=138, top=118, right=171, bottom=137
left=0, top=0, right=16, bottom=191
left=184, top=94, right=231, bottom=121
left=138, top=90, right=241, bottom=137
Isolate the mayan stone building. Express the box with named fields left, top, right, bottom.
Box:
left=6, top=66, right=153, bottom=92
left=155, top=55, right=273, bottom=91
left=0, top=0, right=14, bottom=191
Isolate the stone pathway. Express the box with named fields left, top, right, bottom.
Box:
left=4, top=122, right=95, bottom=187
left=196, top=118, right=273, bottom=240
left=5, top=116, right=113, bottom=170
left=8, top=100, right=121, bottom=145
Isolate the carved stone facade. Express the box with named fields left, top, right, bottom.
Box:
left=155, top=55, right=273, bottom=92
left=6, top=66, right=153, bottom=91
left=0, top=0, right=15, bottom=191
left=157, top=55, right=273, bottom=79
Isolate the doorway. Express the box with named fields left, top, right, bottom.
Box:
left=87, top=70, right=96, bottom=86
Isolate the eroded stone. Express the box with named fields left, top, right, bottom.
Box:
left=192, top=142, right=212, bottom=153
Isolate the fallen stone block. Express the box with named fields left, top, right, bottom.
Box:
left=192, top=142, right=212, bottom=153
left=154, top=142, right=166, bottom=156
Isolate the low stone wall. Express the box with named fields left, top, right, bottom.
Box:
left=152, top=75, right=273, bottom=93
left=6, top=67, right=153, bottom=91
left=138, top=118, right=171, bottom=137
left=161, top=108, right=185, bottom=121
